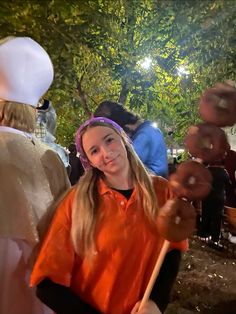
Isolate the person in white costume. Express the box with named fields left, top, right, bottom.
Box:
left=35, top=98, right=70, bottom=171
left=0, top=36, right=70, bottom=314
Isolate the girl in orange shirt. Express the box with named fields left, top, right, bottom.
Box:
left=31, top=117, right=187, bottom=314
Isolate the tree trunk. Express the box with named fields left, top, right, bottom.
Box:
left=118, top=80, right=129, bottom=105
left=76, top=79, right=91, bottom=117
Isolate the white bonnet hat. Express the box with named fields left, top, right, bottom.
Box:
left=0, top=37, right=54, bottom=107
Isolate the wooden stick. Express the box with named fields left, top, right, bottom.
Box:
left=138, top=240, right=170, bottom=310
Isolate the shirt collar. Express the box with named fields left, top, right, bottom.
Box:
left=98, top=178, right=113, bottom=196
left=97, top=177, right=137, bottom=201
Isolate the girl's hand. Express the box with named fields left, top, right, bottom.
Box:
left=131, top=300, right=162, bottom=314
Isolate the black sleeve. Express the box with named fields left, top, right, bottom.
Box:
left=37, top=279, right=100, bottom=314
left=150, top=249, right=181, bottom=313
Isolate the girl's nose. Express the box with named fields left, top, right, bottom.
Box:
left=101, top=145, right=112, bottom=158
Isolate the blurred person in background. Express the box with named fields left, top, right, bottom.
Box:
left=0, top=36, right=70, bottom=314
left=35, top=98, right=70, bottom=174
left=199, top=160, right=229, bottom=249
left=68, top=143, right=84, bottom=185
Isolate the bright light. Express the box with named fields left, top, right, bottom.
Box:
left=140, top=57, right=152, bottom=70
left=177, top=66, right=190, bottom=76
left=152, top=122, right=158, bottom=128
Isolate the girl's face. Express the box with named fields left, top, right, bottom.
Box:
left=82, top=125, right=129, bottom=175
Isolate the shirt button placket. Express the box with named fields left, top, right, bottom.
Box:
left=120, top=200, right=126, bottom=210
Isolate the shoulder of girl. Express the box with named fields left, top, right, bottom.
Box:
left=57, top=186, right=77, bottom=212
left=152, top=175, right=168, bottom=186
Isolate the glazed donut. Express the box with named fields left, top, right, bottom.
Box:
left=156, top=198, right=196, bottom=242
left=169, top=160, right=212, bottom=201
left=184, top=123, right=228, bottom=162
left=199, top=83, right=236, bottom=127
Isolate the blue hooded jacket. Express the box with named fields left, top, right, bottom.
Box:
left=132, top=121, right=168, bottom=177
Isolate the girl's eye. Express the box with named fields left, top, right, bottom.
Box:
left=106, top=137, right=114, bottom=144
left=91, top=148, right=98, bottom=155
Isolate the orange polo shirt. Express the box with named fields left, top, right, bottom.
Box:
left=30, top=176, right=188, bottom=314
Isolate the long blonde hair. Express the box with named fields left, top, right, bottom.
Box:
left=0, top=101, right=36, bottom=132
left=71, top=122, right=159, bottom=257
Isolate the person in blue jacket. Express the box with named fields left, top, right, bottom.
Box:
left=94, top=101, right=168, bottom=177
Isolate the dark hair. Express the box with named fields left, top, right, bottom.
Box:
left=94, top=100, right=139, bottom=128
left=68, top=143, right=77, bottom=154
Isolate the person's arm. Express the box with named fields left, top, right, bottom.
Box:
left=37, top=278, right=100, bottom=314
left=132, top=130, right=168, bottom=177
left=132, top=132, right=151, bottom=163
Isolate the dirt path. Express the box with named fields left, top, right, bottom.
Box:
left=166, top=237, right=236, bottom=314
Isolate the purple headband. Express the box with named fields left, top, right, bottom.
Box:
left=75, top=117, right=125, bottom=170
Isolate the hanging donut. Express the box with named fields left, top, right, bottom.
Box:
left=156, top=198, right=196, bottom=242
left=199, top=83, right=236, bottom=127
left=184, top=123, right=228, bottom=162
left=156, top=82, right=232, bottom=244
left=169, top=160, right=212, bottom=201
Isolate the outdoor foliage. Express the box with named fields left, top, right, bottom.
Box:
left=0, top=0, right=235, bottom=147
